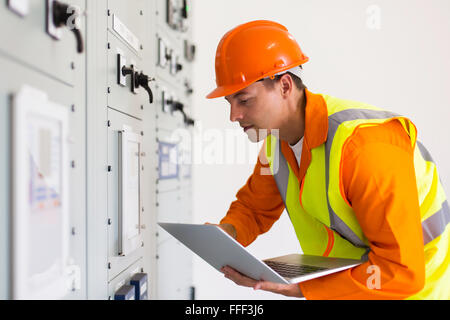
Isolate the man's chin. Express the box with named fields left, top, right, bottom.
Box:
left=245, top=128, right=268, bottom=143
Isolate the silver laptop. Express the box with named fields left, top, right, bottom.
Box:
left=158, top=222, right=362, bottom=284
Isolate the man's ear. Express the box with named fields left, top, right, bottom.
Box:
left=279, top=74, right=293, bottom=97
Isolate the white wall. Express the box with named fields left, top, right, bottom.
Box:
left=190, top=0, right=450, bottom=299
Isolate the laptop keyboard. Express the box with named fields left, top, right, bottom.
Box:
left=264, top=260, right=328, bottom=279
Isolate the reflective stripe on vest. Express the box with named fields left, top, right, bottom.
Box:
left=325, top=108, right=400, bottom=248
left=422, top=200, right=450, bottom=245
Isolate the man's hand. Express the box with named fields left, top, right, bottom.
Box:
left=221, top=265, right=304, bottom=298
left=205, top=222, right=237, bottom=239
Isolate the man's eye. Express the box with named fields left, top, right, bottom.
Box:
left=239, top=99, right=249, bottom=105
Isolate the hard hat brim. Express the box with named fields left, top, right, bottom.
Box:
left=206, top=80, right=257, bottom=99
left=206, top=61, right=307, bottom=99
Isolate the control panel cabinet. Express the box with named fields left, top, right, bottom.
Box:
left=1, top=0, right=195, bottom=300
left=0, top=0, right=87, bottom=299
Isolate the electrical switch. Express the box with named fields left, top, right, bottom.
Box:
left=167, top=99, right=195, bottom=126
left=134, top=71, right=155, bottom=103
left=46, top=0, right=84, bottom=53
left=117, top=61, right=155, bottom=103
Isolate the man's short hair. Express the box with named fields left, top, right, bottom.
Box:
left=261, top=66, right=306, bottom=91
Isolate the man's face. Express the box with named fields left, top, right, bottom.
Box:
left=224, top=81, right=283, bottom=143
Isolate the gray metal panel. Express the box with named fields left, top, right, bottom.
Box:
left=156, top=190, right=182, bottom=244
left=1, top=0, right=196, bottom=301
left=86, top=0, right=158, bottom=300
left=107, top=107, right=145, bottom=281
left=152, top=0, right=195, bottom=299
left=0, top=54, right=87, bottom=299
left=156, top=237, right=192, bottom=299
left=86, top=0, right=109, bottom=300
left=178, top=125, right=193, bottom=185
left=82, top=0, right=193, bottom=300
left=0, top=89, right=10, bottom=299
left=156, top=188, right=192, bottom=245
left=0, top=0, right=86, bottom=86
left=178, top=187, right=192, bottom=224
left=139, top=61, right=158, bottom=302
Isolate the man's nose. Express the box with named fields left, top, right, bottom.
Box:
left=229, top=103, right=244, bottom=122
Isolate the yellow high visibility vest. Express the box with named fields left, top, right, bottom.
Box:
left=265, top=94, right=450, bottom=299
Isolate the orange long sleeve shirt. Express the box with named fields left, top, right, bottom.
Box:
left=220, top=103, right=425, bottom=299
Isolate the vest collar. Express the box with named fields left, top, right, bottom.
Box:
left=280, top=89, right=329, bottom=182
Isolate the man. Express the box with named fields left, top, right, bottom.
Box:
left=206, top=20, right=450, bottom=299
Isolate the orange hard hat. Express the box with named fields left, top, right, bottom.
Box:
left=206, top=20, right=309, bottom=99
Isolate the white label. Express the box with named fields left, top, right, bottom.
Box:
left=8, top=0, right=29, bottom=16
left=113, top=14, right=140, bottom=52
left=12, top=85, right=70, bottom=300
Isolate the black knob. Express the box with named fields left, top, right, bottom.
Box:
left=184, top=81, right=194, bottom=95
left=171, top=101, right=184, bottom=112
left=185, top=117, right=195, bottom=126
left=52, top=1, right=72, bottom=27
left=165, top=50, right=172, bottom=61
left=135, top=72, right=155, bottom=104
left=170, top=100, right=195, bottom=126
left=52, top=1, right=84, bottom=53
left=122, top=66, right=134, bottom=77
